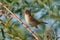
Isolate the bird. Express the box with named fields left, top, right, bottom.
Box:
left=23, top=9, right=47, bottom=28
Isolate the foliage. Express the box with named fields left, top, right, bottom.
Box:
left=0, top=0, right=60, bottom=40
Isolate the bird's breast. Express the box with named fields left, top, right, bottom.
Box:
left=25, top=14, right=31, bottom=23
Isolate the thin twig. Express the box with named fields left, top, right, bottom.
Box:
left=50, top=20, right=57, bottom=40
left=12, top=27, right=24, bottom=40
left=57, top=37, right=60, bottom=39
left=0, top=2, right=39, bottom=40
left=51, top=28, right=56, bottom=40
left=5, top=33, right=22, bottom=40
left=1, top=28, right=5, bottom=39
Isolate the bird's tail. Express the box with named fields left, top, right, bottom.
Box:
left=40, top=22, right=48, bottom=24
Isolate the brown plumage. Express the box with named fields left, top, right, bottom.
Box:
left=23, top=9, right=47, bottom=28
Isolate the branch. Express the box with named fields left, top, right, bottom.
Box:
left=5, top=33, right=22, bottom=40
left=0, top=2, right=39, bottom=40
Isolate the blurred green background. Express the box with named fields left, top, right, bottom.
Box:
left=0, top=0, right=60, bottom=40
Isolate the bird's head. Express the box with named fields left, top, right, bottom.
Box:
left=23, top=9, right=31, bottom=15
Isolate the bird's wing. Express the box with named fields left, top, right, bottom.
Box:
left=30, top=16, right=47, bottom=24
left=30, top=16, right=40, bottom=24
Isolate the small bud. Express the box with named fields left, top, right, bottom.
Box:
left=7, top=13, right=11, bottom=16
left=1, top=10, right=5, bottom=14
left=0, top=10, right=5, bottom=17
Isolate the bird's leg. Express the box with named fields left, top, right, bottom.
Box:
left=35, top=26, right=38, bottom=28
